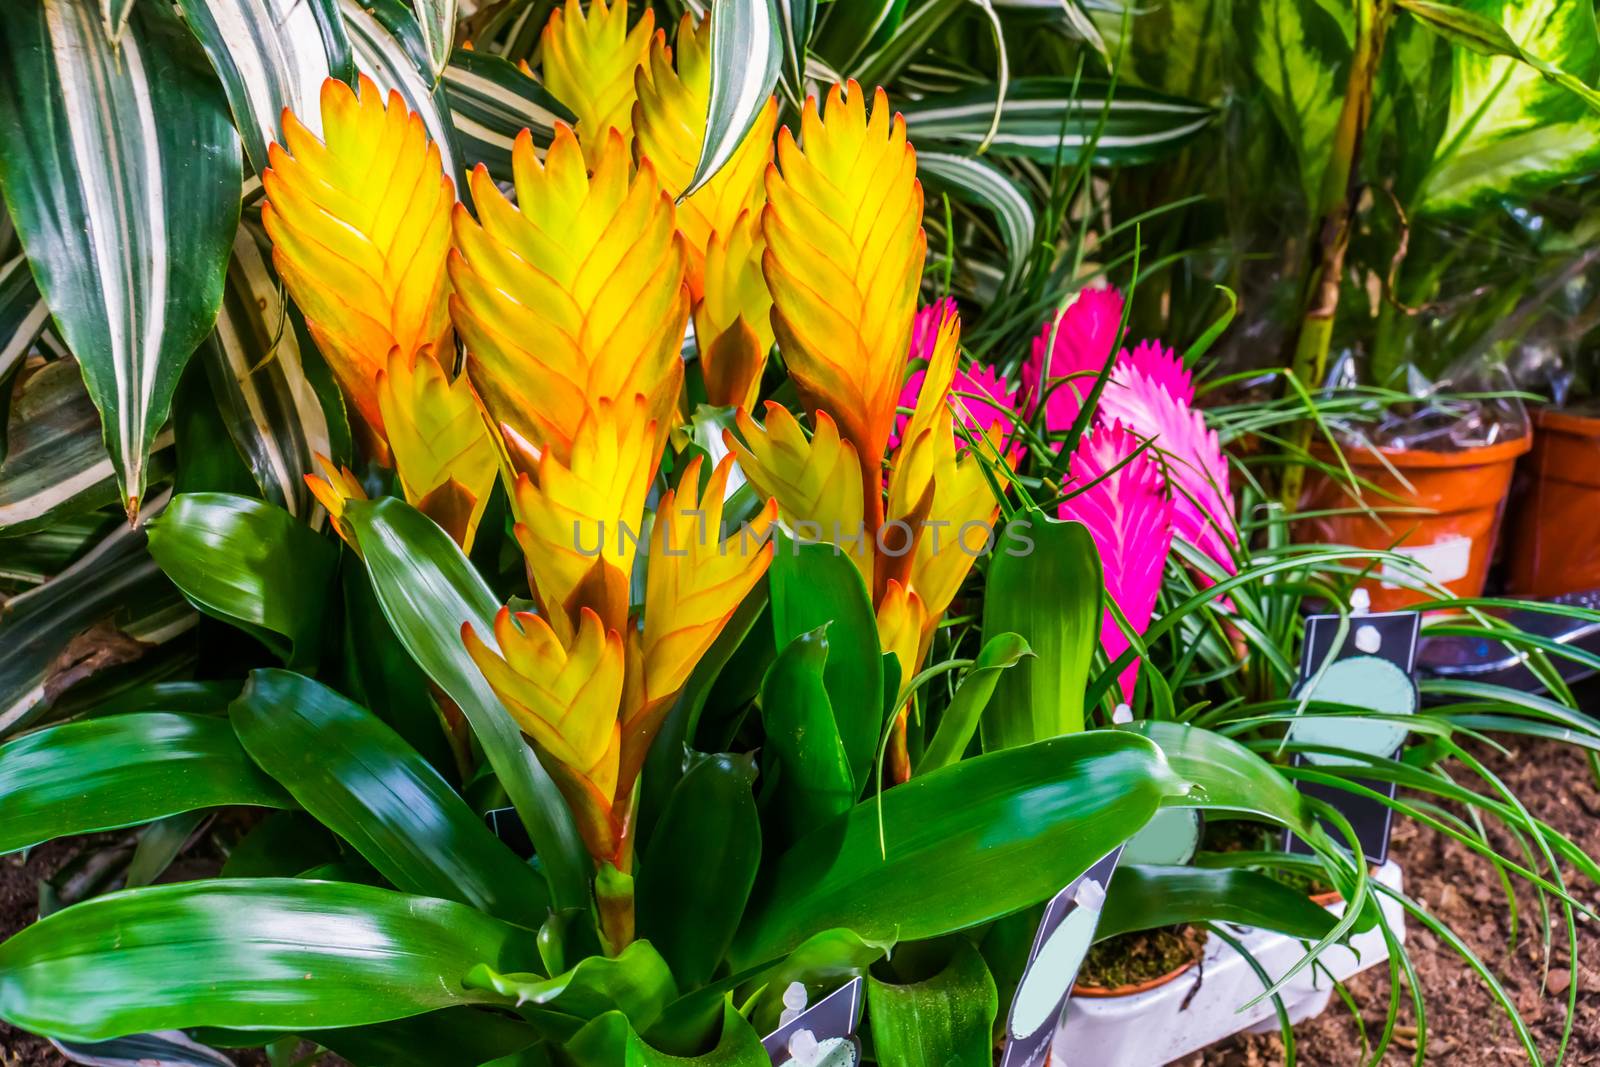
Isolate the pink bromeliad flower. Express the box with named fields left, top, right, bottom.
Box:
left=1099, top=341, right=1238, bottom=584
left=893, top=300, right=1025, bottom=460
left=1059, top=422, right=1175, bottom=700
left=1022, top=286, right=1125, bottom=436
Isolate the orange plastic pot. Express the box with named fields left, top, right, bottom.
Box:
left=1506, top=408, right=1600, bottom=597
left=1298, top=434, right=1532, bottom=612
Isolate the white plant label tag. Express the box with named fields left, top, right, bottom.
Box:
left=1381, top=535, right=1471, bottom=588
left=1000, top=847, right=1122, bottom=1067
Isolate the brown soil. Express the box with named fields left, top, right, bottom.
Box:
left=2, top=738, right=1596, bottom=1066
left=1187, top=737, right=1600, bottom=1066
left=1078, top=926, right=1208, bottom=992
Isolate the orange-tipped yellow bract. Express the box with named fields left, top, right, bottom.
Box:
left=449, top=106, right=774, bottom=887
left=760, top=80, right=926, bottom=504
left=541, top=0, right=655, bottom=164
left=449, top=124, right=688, bottom=465
left=262, top=74, right=454, bottom=438
left=729, top=88, right=1010, bottom=756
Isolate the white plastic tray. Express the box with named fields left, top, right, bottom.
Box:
left=1053, top=860, right=1405, bottom=1066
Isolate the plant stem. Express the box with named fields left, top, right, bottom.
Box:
left=1281, top=0, right=1394, bottom=512
left=595, top=862, right=635, bottom=957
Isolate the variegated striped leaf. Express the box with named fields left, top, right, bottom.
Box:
left=991, top=0, right=1107, bottom=63
left=199, top=226, right=347, bottom=525
left=0, top=0, right=242, bottom=519
left=177, top=0, right=356, bottom=177
left=98, top=0, right=135, bottom=42
left=443, top=47, right=572, bottom=179
left=813, top=0, right=905, bottom=75
left=901, top=77, right=1215, bottom=164
left=0, top=357, right=175, bottom=535
left=917, top=150, right=1036, bottom=288
left=0, top=254, right=49, bottom=387
left=411, top=0, right=460, bottom=79
left=0, top=491, right=196, bottom=739
left=464, top=0, right=557, bottom=64
left=342, top=0, right=464, bottom=187
left=774, top=0, right=814, bottom=106
left=685, top=0, right=783, bottom=198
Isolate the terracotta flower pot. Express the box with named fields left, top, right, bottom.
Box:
left=1298, top=435, right=1532, bottom=612
left=1506, top=407, right=1600, bottom=597
left=1071, top=956, right=1199, bottom=999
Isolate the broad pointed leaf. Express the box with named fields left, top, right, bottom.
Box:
left=0, top=712, right=291, bottom=855
left=0, top=0, right=242, bottom=515
left=0, top=880, right=539, bottom=1042
left=341, top=495, right=590, bottom=912
left=176, top=0, right=356, bottom=176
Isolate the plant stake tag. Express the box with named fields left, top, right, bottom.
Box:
left=483, top=806, right=534, bottom=859
left=1284, top=611, right=1421, bottom=864
left=762, top=976, right=863, bottom=1066
left=1000, top=847, right=1121, bottom=1067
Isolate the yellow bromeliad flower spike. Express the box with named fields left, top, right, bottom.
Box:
left=268, top=75, right=497, bottom=551
left=633, top=13, right=778, bottom=298
left=376, top=351, right=498, bottom=551
left=760, top=80, right=926, bottom=527
left=541, top=0, right=655, bottom=165
left=262, top=74, right=454, bottom=439
left=695, top=212, right=774, bottom=410
left=449, top=94, right=776, bottom=942
left=449, top=124, right=688, bottom=465
left=729, top=88, right=1011, bottom=782
left=463, top=453, right=774, bottom=900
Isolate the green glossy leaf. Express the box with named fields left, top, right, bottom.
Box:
left=341, top=495, right=589, bottom=912
left=0, top=712, right=290, bottom=856
left=1094, top=864, right=1338, bottom=942
left=917, top=632, right=1031, bottom=774
left=759, top=629, right=855, bottom=837
left=731, top=730, right=1188, bottom=967
left=916, top=151, right=1036, bottom=290
left=979, top=510, right=1100, bottom=748
left=147, top=494, right=337, bottom=668
left=231, top=669, right=551, bottom=925
left=768, top=535, right=882, bottom=793
left=0, top=879, right=540, bottom=1041
left=1124, top=721, right=1316, bottom=833
left=866, top=941, right=997, bottom=1067
left=220, top=811, right=342, bottom=879
left=316, top=1007, right=538, bottom=1067
left=199, top=225, right=347, bottom=523
left=1411, top=0, right=1600, bottom=213
left=442, top=48, right=573, bottom=181
left=0, top=0, right=242, bottom=513
left=637, top=753, right=761, bottom=988
left=1237, top=0, right=1353, bottom=210
left=176, top=0, right=355, bottom=176
left=125, top=812, right=207, bottom=888
left=685, top=0, right=781, bottom=198
left=339, top=557, right=457, bottom=780
left=900, top=78, right=1215, bottom=165
left=739, top=927, right=890, bottom=1035
left=466, top=941, right=677, bottom=1032
left=0, top=358, right=172, bottom=533
left=0, top=510, right=194, bottom=738
left=562, top=999, right=766, bottom=1067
